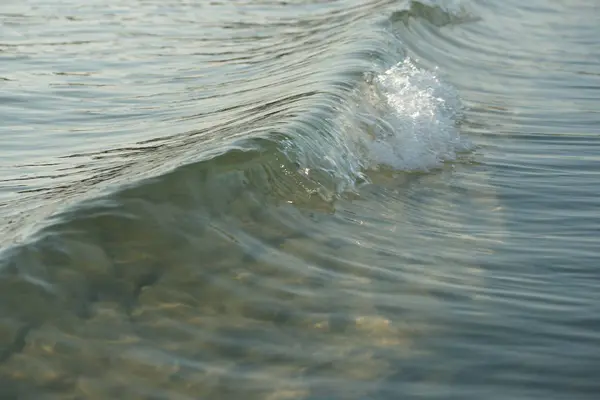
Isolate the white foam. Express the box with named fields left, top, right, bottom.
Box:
left=361, top=58, right=470, bottom=171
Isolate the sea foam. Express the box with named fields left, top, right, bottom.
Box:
left=361, top=58, right=469, bottom=171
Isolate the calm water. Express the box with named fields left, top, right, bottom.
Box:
left=1, top=0, right=599, bottom=398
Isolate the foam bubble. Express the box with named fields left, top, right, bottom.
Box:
left=361, top=58, right=470, bottom=171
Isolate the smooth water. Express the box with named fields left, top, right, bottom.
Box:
left=1, top=0, right=599, bottom=398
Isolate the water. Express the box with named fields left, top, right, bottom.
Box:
left=1, top=0, right=599, bottom=398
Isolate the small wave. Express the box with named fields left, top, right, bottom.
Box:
left=0, top=2, right=475, bottom=247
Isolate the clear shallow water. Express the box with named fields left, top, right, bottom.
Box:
left=1, top=0, right=599, bottom=399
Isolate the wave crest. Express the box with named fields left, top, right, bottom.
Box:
left=285, top=56, right=471, bottom=201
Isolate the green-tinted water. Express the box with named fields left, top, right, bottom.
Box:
left=1, top=0, right=599, bottom=398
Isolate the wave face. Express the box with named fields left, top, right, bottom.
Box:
left=2, top=0, right=600, bottom=399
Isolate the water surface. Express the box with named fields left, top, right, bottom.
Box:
left=1, top=0, right=599, bottom=399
